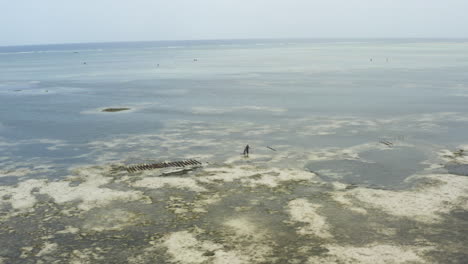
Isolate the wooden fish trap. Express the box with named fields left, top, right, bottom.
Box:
left=125, top=159, right=202, bottom=173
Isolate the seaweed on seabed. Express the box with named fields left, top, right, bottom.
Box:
left=453, top=149, right=465, bottom=158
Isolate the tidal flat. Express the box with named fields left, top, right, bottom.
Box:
left=0, top=116, right=467, bottom=263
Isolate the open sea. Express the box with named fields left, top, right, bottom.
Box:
left=0, top=39, right=467, bottom=263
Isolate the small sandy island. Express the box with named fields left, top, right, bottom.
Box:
left=101, top=108, right=130, bottom=112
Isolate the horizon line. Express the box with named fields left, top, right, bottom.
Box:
left=1, top=37, right=468, bottom=48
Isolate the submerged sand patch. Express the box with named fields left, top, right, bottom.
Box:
left=132, top=176, right=206, bottom=192
left=307, top=244, right=429, bottom=264
left=343, top=174, right=468, bottom=223
left=287, top=198, right=332, bottom=238
left=330, top=192, right=368, bottom=215
left=222, top=217, right=274, bottom=262
left=0, top=179, right=44, bottom=211
left=158, top=219, right=275, bottom=264
left=198, top=166, right=317, bottom=187
left=0, top=167, right=149, bottom=215
left=38, top=169, right=148, bottom=211
left=36, top=242, right=58, bottom=257
left=162, top=231, right=248, bottom=264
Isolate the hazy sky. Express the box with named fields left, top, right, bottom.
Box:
left=1, top=0, right=468, bottom=46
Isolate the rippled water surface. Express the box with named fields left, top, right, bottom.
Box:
left=0, top=39, right=467, bottom=263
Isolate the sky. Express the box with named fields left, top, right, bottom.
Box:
left=1, top=0, right=468, bottom=46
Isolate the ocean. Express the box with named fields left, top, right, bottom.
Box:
left=0, top=39, right=467, bottom=263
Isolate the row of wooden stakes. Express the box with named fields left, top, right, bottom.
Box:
left=125, top=159, right=202, bottom=173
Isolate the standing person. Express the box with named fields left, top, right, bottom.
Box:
left=243, top=145, right=250, bottom=157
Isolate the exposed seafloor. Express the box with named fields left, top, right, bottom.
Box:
left=0, top=40, right=467, bottom=263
